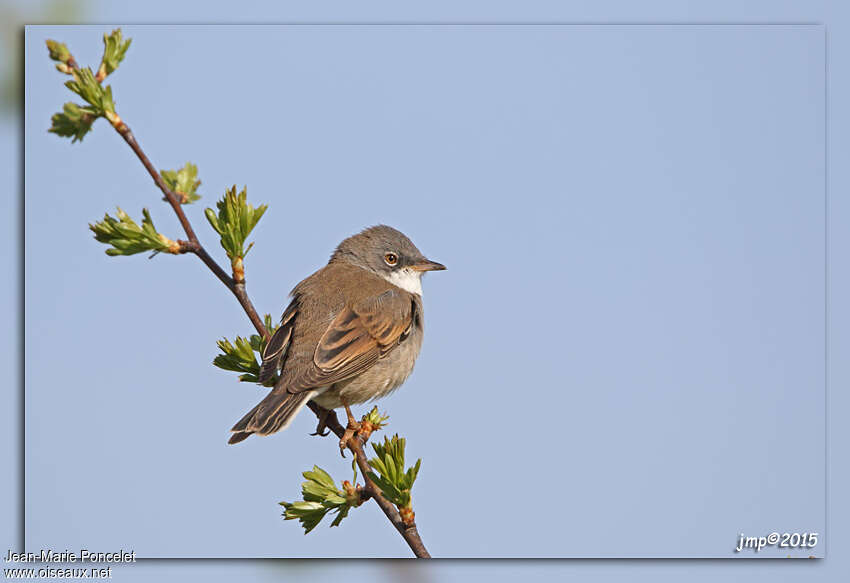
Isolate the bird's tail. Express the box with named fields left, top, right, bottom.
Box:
left=228, top=389, right=316, bottom=444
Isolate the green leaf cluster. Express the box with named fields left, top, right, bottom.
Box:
left=280, top=466, right=361, bottom=533
left=89, top=208, right=178, bottom=256
left=280, top=425, right=425, bottom=537
left=98, top=29, right=132, bottom=79
left=204, top=186, right=267, bottom=268
left=48, top=65, right=116, bottom=142
left=366, top=435, right=421, bottom=510
left=213, top=336, right=259, bottom=381
left=49, top=102, right=97, bottom=143
left=212, top=315, right=280, bottom=385
left=46, top=30, right=132, bottom=143
left=363, top=406, right=390, bottom=431
left=65, top=67, right=115, bottom=115
left=161, top=162, right=201, bottom=204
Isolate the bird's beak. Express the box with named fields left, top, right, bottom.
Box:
left=411, top=259, right=446, bottom=272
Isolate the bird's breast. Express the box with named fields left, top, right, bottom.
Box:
left=312, top=324, right=424, bottom=409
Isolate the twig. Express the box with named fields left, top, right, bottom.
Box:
left=70, top=57, right=431, bottom=558
left=109, top=117, right=268, bottom=338
left=307, top=403, right=431, bottom=558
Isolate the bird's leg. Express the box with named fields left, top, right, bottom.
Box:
left=338, top=397, right=361, bottom=456
left=309, top=405, right=332, bottom=437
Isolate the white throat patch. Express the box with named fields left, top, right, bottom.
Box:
left=385, top=267, right=424, bottom=295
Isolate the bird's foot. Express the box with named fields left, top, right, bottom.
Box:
left=338, top=398, right=360, bottom=457
left=338, top=420, right=362, bottom=457
left=310, top=407, right=332, bottom=437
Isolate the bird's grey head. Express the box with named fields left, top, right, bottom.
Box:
left=330, top=225, right=445, bottom=295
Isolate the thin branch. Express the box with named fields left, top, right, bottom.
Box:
left=307, top=403, right=431, bottom=558
left=62, top=56, right=266, bottom=338
left=109, top=121, right=269, bottom=339
left=231, top=281, right=267, bottom=339
left=350, top=435, right=431, bottom=558
left=112, top=121, right=199, bottom=243
left=68, top=56, right=430, bottom=558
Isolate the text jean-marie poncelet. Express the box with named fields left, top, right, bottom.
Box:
left=4, top=549, right=136, bottom=563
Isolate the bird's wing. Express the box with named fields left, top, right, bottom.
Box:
left=289, top=288, right=416, bottom=392
left=257, top=297, right=299, bottom=384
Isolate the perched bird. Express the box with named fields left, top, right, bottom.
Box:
left=229, top=225, right=445, bottom=447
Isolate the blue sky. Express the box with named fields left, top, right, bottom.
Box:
left=5, top=1, right=850, bottom=582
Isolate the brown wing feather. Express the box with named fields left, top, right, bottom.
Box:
left=289, top=288, right=414, bottom=391
left=257, top=298, right=298, bottom=384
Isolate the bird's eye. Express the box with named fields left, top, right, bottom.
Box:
left=384, top=252, right=398, bottom=266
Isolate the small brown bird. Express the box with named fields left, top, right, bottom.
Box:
left=229, top=225, right=445, bottom=446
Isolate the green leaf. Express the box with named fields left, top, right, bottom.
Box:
left=212, top=336, right=260, bottom=382
left=405, top=458, right=422, bottom=490
left=329, top=505, right=351, bottom=528
left=384, top=452, right=397, bottom=484
left=367, top=434, right=420, bottom=509
left=362, top=406, right=390, bottom=431
left=161, top=162, right=201, bottom=204
left=212, top=317, right=281, bottom=385
left=263, top=314, right=276, bottom=336
left=280, top=501, right=327, bottom=534
left=280, top=465, right=363, bottom=534
left=98, top=29, right=132, bottom=79
left=365, top=470, right=404, bottom=506
left=303, top=466, right=337, bottom=491
left=65, top=67, right=115, bottom=115
left=301, top=482, right=330, bottom=503
left=205, top=185, right=267, bottom=262
left=63, top=67, right=116, bottom=121
left=89, top=207, right=178, bottom=256
left=255, top=314, right=281, bottom=353
left=49, top=102, right=98, bottom=143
